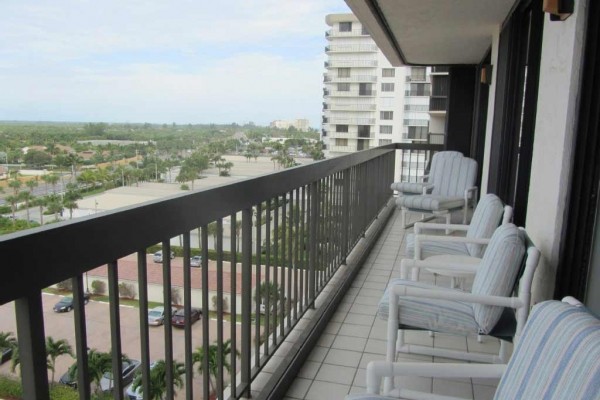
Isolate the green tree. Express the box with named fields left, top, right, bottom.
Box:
left=5, top=194, right=19, bottom=221
left=176, top=166, right=197, bottom=190
left=214, top=157, right=233, bottom=176
left=23, top=150, right=52, bottom=167
left=47, top=194, right=63, bottom=221
left=46, top=337, right=74, bottom=383
left=63, top=184, right=82, bottom=219
left=8, top=178, right=21, bottom=195
left=32, top=196, right=48, bottom=225
left=192, top=339, right=238, bottom=396
left=42, top=173, right=60, bottom=194
left=67, top=349, right=113, bottom=394
left=0, top=332, right=17, bottom=350
left=19, top=190, right=32, bottom=223
left=131, top=360, right=185, bottom=400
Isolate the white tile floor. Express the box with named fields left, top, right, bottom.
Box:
left=275, top=210, right=504, bottom=400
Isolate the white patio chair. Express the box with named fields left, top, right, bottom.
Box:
left=392, top=152, right=478, bottom=228
left=378, top=224, right=540, bottom=372
left=404, top=193, right=512, bottom=284
left=347, top=299, right=600, bottom=400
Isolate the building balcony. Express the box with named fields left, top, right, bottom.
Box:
left=325, top=60, right=378, bottom=68
left=325, top=29, right=371, bottom=39
left=429, top=96, right=448, bottom=113
left=324, top=74, right=378, bottom=83
left=328, top=117, right=376, bottom=125
left=325, top=44, right=378, bottom=53
left=328, top=90, right=377, bottom=98
left=328, top=103, right=377, bottom=112
left=430, top=66, right=450, bottom=74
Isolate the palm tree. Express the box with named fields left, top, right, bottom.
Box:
left=46, top=337, right=74, bottom=383
left=131, top=360, right=185, bottom=400
left=0, top=331, right=17, bottom=350
left=192, top=339, right=238, bottom=396
left=42, top=173, right=60, bottom=194
left=46, top=194, right=63, bottom=221
left=5, top=194, right=19, bottom=221
left=63, top=183, right=82, bottom=219
left=67, top=349, right=112, bottom=394
left=32, top=196, right=48, bottom=225
left=8, top=178, right=21, bottom=195
left=19, top=190, right=32, bottom=223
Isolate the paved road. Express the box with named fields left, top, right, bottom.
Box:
left=0, top=293, right=253, bottom=398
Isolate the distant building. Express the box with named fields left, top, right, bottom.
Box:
left=270, top=119, right=311, bottom=132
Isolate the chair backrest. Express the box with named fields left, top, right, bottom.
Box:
left=428, top=152, right=478, bottom=197
left=465, top=193, right=506, bottom=257
left=494, top=301, right=600, bottom=400
left=471, top=223, right=526, bottom=334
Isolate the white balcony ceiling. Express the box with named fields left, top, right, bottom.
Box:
left=345, top=0, right=518, bottom=65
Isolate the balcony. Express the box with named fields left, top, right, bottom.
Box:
left=325, top=29, right=370, bottom=39
left=325, top=44, right=378, bottom=53
left=0, top=143, right=444, bottom=400
left=429, top=96, right=448, bottom=113
left=431, top=66, right=450, bottom=74
left=328, top=117, right=376, bottom=125
left=328, top=90, right=377, bottom=98
left=325, top=60, right=378, bottom=68
left=328, top=103, right=376, bottom=112
left=324, top=74, right=378, bottom=83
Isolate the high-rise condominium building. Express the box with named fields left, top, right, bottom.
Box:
left=322, top=14, right=448, bottom=158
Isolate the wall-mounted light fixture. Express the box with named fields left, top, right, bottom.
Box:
left=480, top=64, right=493, bottom=85
left=543, top=0, right=574, bottom=21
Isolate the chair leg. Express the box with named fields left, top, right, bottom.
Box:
left=477, top=335, right=484, bottom=343
left=402, top=207, right=408, bottom=228
left=445, top=212, right=452, bottom=234
left=385, top=292, right=401, bottom=393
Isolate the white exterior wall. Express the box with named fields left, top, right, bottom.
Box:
left=323, top=14, right=406, bottom=156
left=526, top=0, right=587, bottom=303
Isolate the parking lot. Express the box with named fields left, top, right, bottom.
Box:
left=0, top=292, right=252, bottom=398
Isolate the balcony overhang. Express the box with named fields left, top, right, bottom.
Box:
left=345, top=0, right=519, bottom=66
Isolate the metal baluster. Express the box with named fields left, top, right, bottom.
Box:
left=108, top=260, right=124, bottom=400
left=71, top=274, right=90, bottom=400
left=255, top=204, right=262, bottom=368
left=230, top=214, right=238, bottom=398
left=280, top=195, right=286, bottom=337
left=287, top=191, right=293, bottom=327
left=309, top=181, right=318, bottom=307
left=272, top=196, right=279, bottom=347
left=216, top=219, right=224, bottom=399
left=299, top=186, right=306, bottom=312
left=137, top=252, right=151, bottom=400
left=162, top=241, right=174, bottom=400
left=293, top=187, right=300, bottom=321
left=264, top=200, right=271, bottom=357
left=14, top=291, right=49, bottom=400
left=241, top=209, right=253, bottom=397
left=183, top=233, right=193, bottom=400
left=201, top=226, right=210, bottom=400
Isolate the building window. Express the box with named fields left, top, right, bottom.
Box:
left=410, top=67, right=426, bottom=81
left=405, top=83, right=431, bottom=96
left=335, top=138, right=348, bottom=146
left=336, top=125, right=349, bottom=133
left=339, top=22, right=352, bottom=32
left=381, top=82, right=395, bottom=92
left=380, top=125, right=393, bottom=134
left=407, top=126, right=428, bottom=140
left=382, top=68, right=395, bottom=77
left=380, top=111, right=393, bottom=120
left=379, top=139, right=392, bottom=146
left=338, top=67, right=350, bottom=78
left=359, top=83, right=373, bottom=96
left=361, top=26, right=369, bottom=35
left=337, top=83, right=350, bottom=92
left=358, top=125, right=370, bottom=138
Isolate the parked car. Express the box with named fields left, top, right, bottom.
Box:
left=190, top=255, right=202, bottom=267
left=53, top=293, right=90, bottom=312
left=100, top=359, right=141, bottom=393
left=147, top=306, right=176, bottom=326
left=171, top=308, right=201, bottom=327
left=153, top=250, right=175, bottom=263
left=125, top=361, right=158, bottom=400
left=0, top=346, right=12, bottom=365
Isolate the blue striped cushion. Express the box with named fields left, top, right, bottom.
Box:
left=494, top=301, right=600, bottom=400
left=378, top=279, right=479, bottom=335
left=465, top=194, right=504, bottom=257
left=429, top=156, right=477, bottom=197
left=404, top=232, right=469, bottom=259
left=396, top=195, right=465, bottom=212
left=471, top=224, right=525, bottom=333
left=390, top=181, right=431, bottom=194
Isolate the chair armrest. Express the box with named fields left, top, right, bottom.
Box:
left=400, top=258, right=479, bottom=275
left=415, top=234, right=490, bottom=245
left=390, top=283, right=525, bottom=309
left=464, top=186, right=478, bottom=200
left=422, top=185, right=434, bottom=195
left=414, top=222, right=469, bottom=234
left=366, top=361, right=505, bottom=395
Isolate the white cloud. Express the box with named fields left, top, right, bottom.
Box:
left=0, top=0, right=351, bottom=126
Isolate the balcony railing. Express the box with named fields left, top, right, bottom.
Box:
left=0, top=143, right=443, bottom=400
left=325, top=60, right=378, bottom=68
left=325, top=44, right=378, bottom=53
left=328, top=103, right=376, bottom=111
left=431, top=66, right=450, bottom=74
left=429, top=96, right=448, bottom=112
left=328, top=117, right=376, bottom=125
left=324, top=74, right=378, bottom=83
left=325, top=29, right=370, bottom=38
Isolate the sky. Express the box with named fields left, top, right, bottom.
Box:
left=0, top=0, right=351, bottom=128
